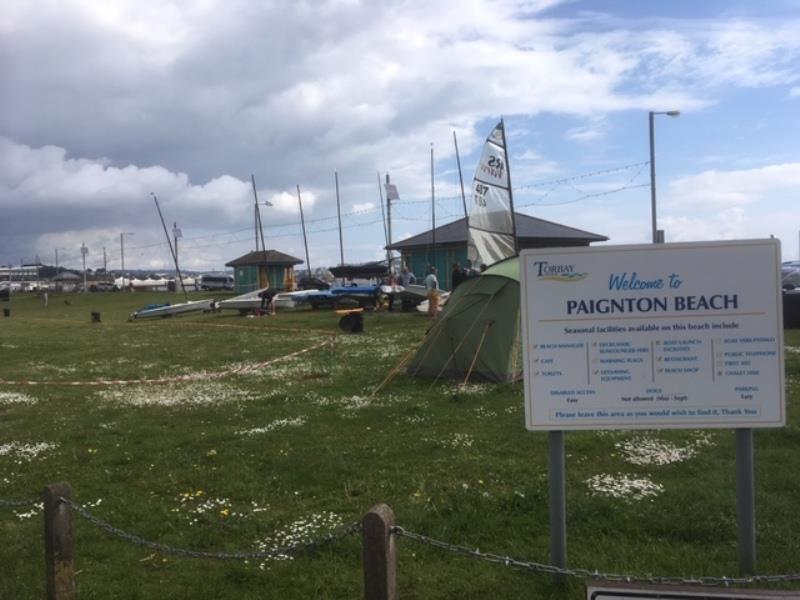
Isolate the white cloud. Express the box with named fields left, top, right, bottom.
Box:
left=352, top=202, right=375, bottom=212
left=790, top=86, right=800, bottom=97
left=565, top=122, right=607, bottom=142
left=3, top=1, right=800, bottom=266
left=667, top=163, right=800, bottom=206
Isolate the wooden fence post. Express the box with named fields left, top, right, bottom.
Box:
left=44, top=482, right=76, bottom=600
left=362, top=503, right=397, bottom=600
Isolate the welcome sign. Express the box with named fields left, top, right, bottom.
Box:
left=521, top=240, right=785, bottom=431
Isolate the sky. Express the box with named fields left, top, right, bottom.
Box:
left=2, top=0, right=799, bottom=273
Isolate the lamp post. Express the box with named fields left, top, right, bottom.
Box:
left=80, top=243, right=88, bottom=293
left=172, top=222, right=182, bottom=293
left=120, top=232, right=134, bottom=292
left=649, top=110, right=680, bottom=244
left=54, top=247, right=66, bottom=272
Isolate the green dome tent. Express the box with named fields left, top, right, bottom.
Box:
left=407, top=257, right=522, bottom=384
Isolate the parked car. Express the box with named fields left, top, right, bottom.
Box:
left=296, top=277, right=331, bottom=291
left=89, top=281, right=117, bottom=292
left=782, top=262, right=800, bottom=289
left=783, top=263, right=800, bottom=329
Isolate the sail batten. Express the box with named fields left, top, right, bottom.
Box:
left=467, top=120, right=517, bottom=269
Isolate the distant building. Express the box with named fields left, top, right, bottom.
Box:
left=386, top=213, right=608, bottom=290
left=225, top=250, right=304, bottom=293
left=53, top=271, right=81, bottom=293
left=0, top=264, right=42, bottom=290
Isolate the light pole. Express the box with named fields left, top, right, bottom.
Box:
left=120, top=232, right=134, bottom=291
left=649, top=110, right=680, bottom=244
left=80, top=243, right=88, bottom=293
left=54, top=247, right=66, bottom=272
left=172, top=222, right=182, bottom=293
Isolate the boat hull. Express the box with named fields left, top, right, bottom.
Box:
left=129, top=299, right=215, bottom=320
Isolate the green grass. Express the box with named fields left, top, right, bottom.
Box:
left=1, top=291, right=799, bottom=599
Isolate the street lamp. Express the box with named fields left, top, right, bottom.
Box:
left=120, top=232, right=134, bottom=292
left=54, top=247, right=66, bottom=272
left=80, top=243, right=89, bottom=293
left=649, top=110, right=680, bottom=244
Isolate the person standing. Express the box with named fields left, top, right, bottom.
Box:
left=400, top=265, right=416, bottom=287
left=451, top=262, right=466, bottom=290
left=425, top=266, right=439, bottom=319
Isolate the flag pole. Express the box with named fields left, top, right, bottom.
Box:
left=252, top=175, right=269, bottom=290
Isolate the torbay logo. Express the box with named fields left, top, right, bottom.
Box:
left=533, top=261, right=587, bottom=282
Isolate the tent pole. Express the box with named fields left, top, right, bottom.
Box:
left=428, top=296, right=496, bottom=388
left=463, top=321, right=493, bottom=385
left=372, top=344, right=422, bottom=397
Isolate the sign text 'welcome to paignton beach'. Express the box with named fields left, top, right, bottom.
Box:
left=521, top=240, right=785, bottom=431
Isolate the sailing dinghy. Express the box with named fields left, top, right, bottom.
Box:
left=129, top=299, right=215, bottom=320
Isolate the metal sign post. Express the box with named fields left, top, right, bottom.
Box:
left=736, top=428, right=756, bottom=573
left=548, top=431, right=567, bottom=577
left=520, top=240, right=785, bottom=578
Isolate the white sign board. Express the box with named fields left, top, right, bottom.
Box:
left=587, top=582, right=798, bottom=600
left=521, top=240, right=785, bottom=431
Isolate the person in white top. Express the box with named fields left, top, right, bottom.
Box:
left=424, top=266, right=439, bottom=319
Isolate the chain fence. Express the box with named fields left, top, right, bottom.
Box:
left=392, top=526, right=800, bottom=587
left=61, top=497, right=361, bottom=561
left=4, top=492, right=800, bottom=590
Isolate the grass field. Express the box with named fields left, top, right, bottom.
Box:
left=1, top=290, right=799, bottom=599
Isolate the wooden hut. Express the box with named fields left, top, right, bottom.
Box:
left=386, top=213, right=608, bottom=290
left=225, top=250, right=303, bottom=294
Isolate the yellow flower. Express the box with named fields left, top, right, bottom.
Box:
left=219, top=508, right=230, bottom=518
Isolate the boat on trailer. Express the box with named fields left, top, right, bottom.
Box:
left=129, top=299, right=215, bottom=320
left=216, top=287, right=320, bottom=313
left=216, top=287, right=269, bottom=313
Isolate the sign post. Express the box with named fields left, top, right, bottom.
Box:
left=520, top=239, right=785, bottom=574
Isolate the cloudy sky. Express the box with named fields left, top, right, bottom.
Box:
left=2, top=0, right=799, bottom=273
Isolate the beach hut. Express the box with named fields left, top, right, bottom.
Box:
left=386, top=213, right=606, bottom=290
left=226, top=250, right=303, bottom=294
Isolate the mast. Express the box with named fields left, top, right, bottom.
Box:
left=430, top=143, right=436, bottom=268
left=335, top=171, right=345, bottom=286
left=296, top=185, right=311, bottom=277
left=376, top=171, right=388, bottom=251
left=151, top=193, right=188, bottom=302
left=385, top=173, right=392, bottom=275
left=252, top=175, right=269, bottom=289
left=499, top=118, right=519, bottom=255
left=453, top=130, right=468, bottom=220
left=254, top=182, right=260, bottom=251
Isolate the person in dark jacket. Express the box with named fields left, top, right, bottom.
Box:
left=451, top=263, right=467, bottom=290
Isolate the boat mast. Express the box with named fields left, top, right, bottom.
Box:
left=499, top=118, right=519, bottom=255
left=151, top=192, right=188, bottom=302
left=296, top=185, right=312, bottom=278
left=430, top=143, right=436, bottom=269
left=376, top=171, right=388, bottom=256
left=385, top=173, right=393, bottom=276
left=335, top=171, right=345, bottom=286
left=453, top=131, right=468, bottom=220
left=252, top=175, right=269, bottom=289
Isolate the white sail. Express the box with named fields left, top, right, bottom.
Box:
left=467, top=121, right=516, bottom=268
